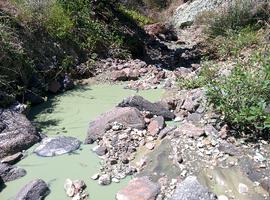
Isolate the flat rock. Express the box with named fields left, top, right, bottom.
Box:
left=34, top=136, right=81, bottom=157
left=0, top=163, right=26, bottom=182
left=116, top=176, right=160, bottom=200
left=179, top=122, right=205, bottom=138
left=14, top=179, right=50, bottom=200
left=0, top=109, right=41, bottom=159
left=118, top=95, right=175, bottom=120
left=158, top=126, right=177, bottom=139
left=218, top=141, right=240, bottom=156
left=85, top=107, right=145, bottom=144
left=1, top=152, right=23, bottom=165
left=169, top=176, right=217, bottom=200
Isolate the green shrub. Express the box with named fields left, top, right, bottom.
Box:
left=178, top=61, right=219, bottom=89
left=207, top=50, right=270, bottom=134
left=198, top=0, right=270, bottom=37
left=44, top=3, right=74, bottom=38
left=118, top=5, right=153, bottom=27
left=208, top=26, right=263, bottom=58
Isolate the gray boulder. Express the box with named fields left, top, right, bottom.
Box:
left=85, top=107, right=145, bottom=144
left=34, top=136, right=81, bottom=157
left=172, top=0, right=232, bottom=28
left=14, top=179, right=50, bottom=200
left=0, top=109, right=41, bottom=159
left=118, top=96, right=175, bottom=120
left=0, top=163, right=26, bottom=182
left=170, top=176, right=217, bottom=200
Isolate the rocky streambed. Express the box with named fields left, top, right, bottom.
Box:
left=0, top=84, right=163, bottom=200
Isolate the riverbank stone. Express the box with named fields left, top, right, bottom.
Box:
left=34, top=136, right=81, bottom=157
left=169, top=176, right=217, bottom=200
left=118, top=95, right=175, bottom=120
left=0, top=109, right=41, bottom=159
left=0, top=163, right=26, bottom=182
left=14, top=179, right=50, bottom=200
left=85, top=107, right=145, bottom=144
left=116, top=176, right=160, bottom=200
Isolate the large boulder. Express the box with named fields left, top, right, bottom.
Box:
left=172, top=0, right=232, bottom=28
left=34, top=136, right=81, bottom=157
left=0, top=163, right=26, bottom=182
left=118, top=96, right=175, bottom=120
left=0, top=109, right=41, bottom=159
left=116, top=176, right=160, bottom=200
left=169, top=176, right=217, bottom=200
left=85, top=107, right=145, bottom=144
left=14, top=179, right=50, bottom=200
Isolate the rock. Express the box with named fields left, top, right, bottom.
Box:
left=218, top=195, right=229, bottom=200
left=118, top=96, right=175, bottom=120
left=0, top=162, right=26, bottom=182
left=85, top=107, right=145, bottom=144
left=34, top=136, right=81, bottom=157
left=147, top=116, right=165, bottom=136
left=179, top=122, right=205, bottom=138
left=238, top=183, right=248, bottom=194
left=187, top=113, right=201, bottom=123
left=0, top=176, right=5, bottom=191
left=14, top=179, right=50, bottom=200
left=1, top=152, right=23, bottom=165
left=61, top=74, right=74, bottom=91
left=260, top=178, right=270, bottom=194
left=172, top=0, right=232, bottom=28
left=98, top=174, right=111, bottom=185
left=64, top=179, right=88, bottom=199
left=116, top=176, right=160, bottom=200
left=112, top=178, right=120, bottom=183
left=182, top=97, right=199, bottom=112
left=91, top=173, right=100, bottom=180
left=145, top=142, right=155, bottom=150
left=94, top=146, right=108, bottom=156
left=24, top=91, right=44, bottom=105
left=0, top=109, right=41, bottom=159
left=169, top=176, right=217, bottom=200
left=48, top=80, right=61, bottom=93
left=218, top=141, right=240, bottom=156
left=158, top=126, right=177, bottom=139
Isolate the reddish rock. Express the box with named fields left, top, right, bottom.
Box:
left=112, top=70, right=128, bottom=81
left=148, top=116, right=165, bottom=136
left=179, top=122, right=205, bottom=138
left=116, top=176, right=160, bottom=200
left=144, top=23, right=166, bottom=37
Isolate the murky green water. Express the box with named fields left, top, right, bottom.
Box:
left=0, top=84, right=163, bottom=200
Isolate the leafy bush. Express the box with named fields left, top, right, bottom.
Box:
left=207, top=51, right=270, bottom=134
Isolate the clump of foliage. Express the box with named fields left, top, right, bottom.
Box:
left=118, top=5, right=153, bottom=27
left=0, top=13, right=34, bottom=97
left=207, top=51, right=270, bottom=135
left=191, top=0, right=270, bottom=135
left=178, top=61, right=219, bottom=89
left=197, top=0, right=269, bottom=37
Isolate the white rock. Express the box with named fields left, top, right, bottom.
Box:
left=112, top=178, right=120, bottom=183
left=145, top=142, right=155, bottom=150
left=238, top=183, right=248, bottom=194
left=64, top=179, right=75, bottom=197
left=91, top=173, right=100, bottom=180
left=218, top=195, right=229, bottom=200
left=98, top=174, right=111, bottom=185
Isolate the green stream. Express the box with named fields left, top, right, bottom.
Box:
left=0, top=84, right=163, bottom=200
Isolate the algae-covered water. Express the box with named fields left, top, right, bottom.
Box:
left=0, top=84, right=163, bottom=200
